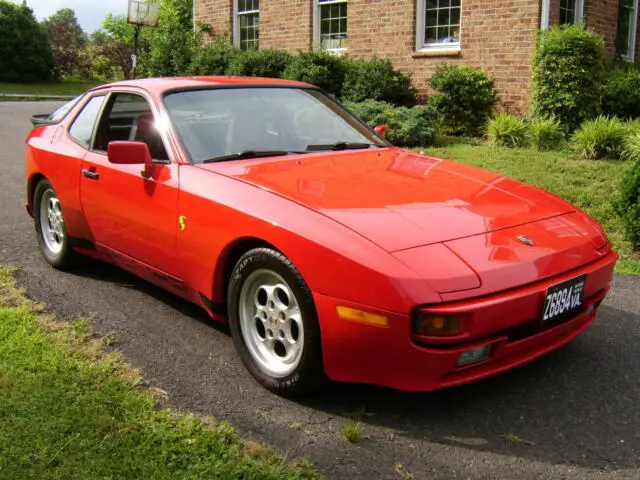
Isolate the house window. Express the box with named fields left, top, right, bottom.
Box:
left=617, top=0, right=639, bottom=60
left=416, top=0, right=461, bottom=51
left=234, top=0, right=259, bottom=51
left=315, top=0, right=347, bottom=51
left=559, top=0, right=583, bottom=25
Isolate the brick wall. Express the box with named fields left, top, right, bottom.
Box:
left=195, top=0, right=232, bottom=37
left=195, top=1, right=538, bottom=113
left=346, top=0, right=540, bottom=112
left=260, top=0, right=313, bottom=51
left=584, top=0, right=620, bottom=57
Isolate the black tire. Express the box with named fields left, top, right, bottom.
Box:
left=227, top=247, right=325, bottom=396
left=33, top=179, right=79, bottom=270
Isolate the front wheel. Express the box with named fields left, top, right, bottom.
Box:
left=227, top=248, right=325, bottom=396
left=33, top=180, right=78, bottom=270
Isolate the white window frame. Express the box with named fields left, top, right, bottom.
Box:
left=233, top=0, right=260, bottom=51
left=540, top=0, right=583, bottom=29
left=313, top=0, right=348, bottom=53
left=558, top=0, right=584, bottom=25
left=416, top=0, right=462, bottom=52
left=619, top=0, right=639, bottom=61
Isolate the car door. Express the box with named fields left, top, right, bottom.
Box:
left=78, top=90, right=181, bottom=280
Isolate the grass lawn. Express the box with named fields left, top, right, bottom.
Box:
left=0, top=80, right=98, bottom=97
left=0, top=267, right=319, bottom=480
left=422, top=141, right=640, bottom=276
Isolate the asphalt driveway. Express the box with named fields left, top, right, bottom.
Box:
left=1, top=101, right=639, bottom=480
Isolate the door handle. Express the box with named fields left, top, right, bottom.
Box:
left=82, top=168, right=100, bottom=180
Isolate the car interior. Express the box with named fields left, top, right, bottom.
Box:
left=93, top=93, right=170, bottom=161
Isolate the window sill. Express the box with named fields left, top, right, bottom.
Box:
left=412, top=49, right=461, bottom=58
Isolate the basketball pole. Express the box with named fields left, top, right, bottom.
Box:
left=131, top=24, right=143, bottom=79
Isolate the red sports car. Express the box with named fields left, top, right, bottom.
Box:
left=25, top=77, right=617, bottom=395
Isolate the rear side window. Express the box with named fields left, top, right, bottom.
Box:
left=48, top=95, right=83, bottom=122
left=69, top=95, right=105, bottom=147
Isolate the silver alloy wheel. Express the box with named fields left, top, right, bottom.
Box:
left=39, top=188, right=65, bottom=255
left=238, top=268, right=304, bottom=378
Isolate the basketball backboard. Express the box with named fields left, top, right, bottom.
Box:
left=127, top=0, right=159, bottom=27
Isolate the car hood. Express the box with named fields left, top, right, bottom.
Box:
left=197, top=148, right=576, bottom=252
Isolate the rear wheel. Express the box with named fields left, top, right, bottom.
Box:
left=34, top=180, right=78, bottom=270
left=227, top=248, right=324, bottom=395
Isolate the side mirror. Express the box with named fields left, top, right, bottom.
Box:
left=107, top=141, right=154, bottom=177
left=374, top=124, right=387, bottom=138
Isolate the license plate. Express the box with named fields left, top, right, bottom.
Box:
left=541, top=274, right=587, bottom=322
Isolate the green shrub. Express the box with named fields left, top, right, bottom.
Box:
left=529, top=117, right=565, bottom=151
left=601, top=68, right=640, bottom=120
left=343, top=100, right=440, bottom=147
left=226, top=49, right=292, bottom=78
left=532, top=25, right=604, bottom=131
left=341, top=57, right=417, bottom=107
left=571, top=116, right=627, bottom=160
left=342, top=99, right=389, bottom=126
left=428, top=64, right=498, bottom=137
left=623, top=131, right=640, bottom=162
left=625, top=118, right=640, bottom=135
left=486, top=114, right=528, bottom=148
left=189, top=37, right=240, bottom=75
left=283, top=50, right=347, bottom=96
left=618, top=134, right=640, bottom=248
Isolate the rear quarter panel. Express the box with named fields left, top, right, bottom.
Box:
left=25, top=123, right=92, bottom=241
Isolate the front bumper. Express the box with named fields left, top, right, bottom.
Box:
left=314, top=250, right=617, bottom=391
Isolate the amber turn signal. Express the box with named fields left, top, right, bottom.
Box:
left=413, top=314, right=462, bottom=336
left=337, top=306, right=389, bottom=327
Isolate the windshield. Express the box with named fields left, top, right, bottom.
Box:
left=163, top=87, right=387, bottom=164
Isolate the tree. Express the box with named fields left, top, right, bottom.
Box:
left=42, top=8, right=87, bottom=78
left=142, top=0, right=199, bottom=77
left=0, top=1, right=54, bottom=82
left=95, top=13, right=148, bottom=80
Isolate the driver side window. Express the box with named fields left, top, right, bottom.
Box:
left=94, top=93, right=169, bottom=161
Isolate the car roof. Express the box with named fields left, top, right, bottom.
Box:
left=87, top=76, right=314, bottom=96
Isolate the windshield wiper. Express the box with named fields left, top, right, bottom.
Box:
left=305, top=142, right=383, bottom=152
left=202, top=150, right=307, bottom=163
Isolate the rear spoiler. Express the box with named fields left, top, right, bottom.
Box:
left=30, top=114, right=59, bottom=127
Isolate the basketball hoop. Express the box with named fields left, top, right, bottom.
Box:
left=127, top=0, right=159, bottom=78
left=127, top=0, right=159, bottom=27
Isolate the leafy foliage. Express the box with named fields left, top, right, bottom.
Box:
left=428, top=64, right=498, bottom=137
left=601, top=68, right=640, bottom=120
left=571, top=116, right=627, bottom=160
left=486, top=114, right=528, bottom=148
left=341, top=57, right=417, bottom=106
left=226, top=49, right=293, bottom=78
left=532, top=24, right=604, bottom=131
left=142, top=0, right=199, bottom=77
left=92, top=14, right=147, bottom=80
left=343, top=99, right=441, bottom=147
left=0, top=1, right=53, bottom=82
left=618, top=133, right=640, bottom=248
left=188, top=36, right=240, bottom=75
left=42, top=8, right=87, bottom=78
left=529, top=116, right=565, bottom=151
left=283, top=50, right=348, bottom=96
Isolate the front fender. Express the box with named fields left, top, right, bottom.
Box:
left=177, top=165, right=442, bottom=314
